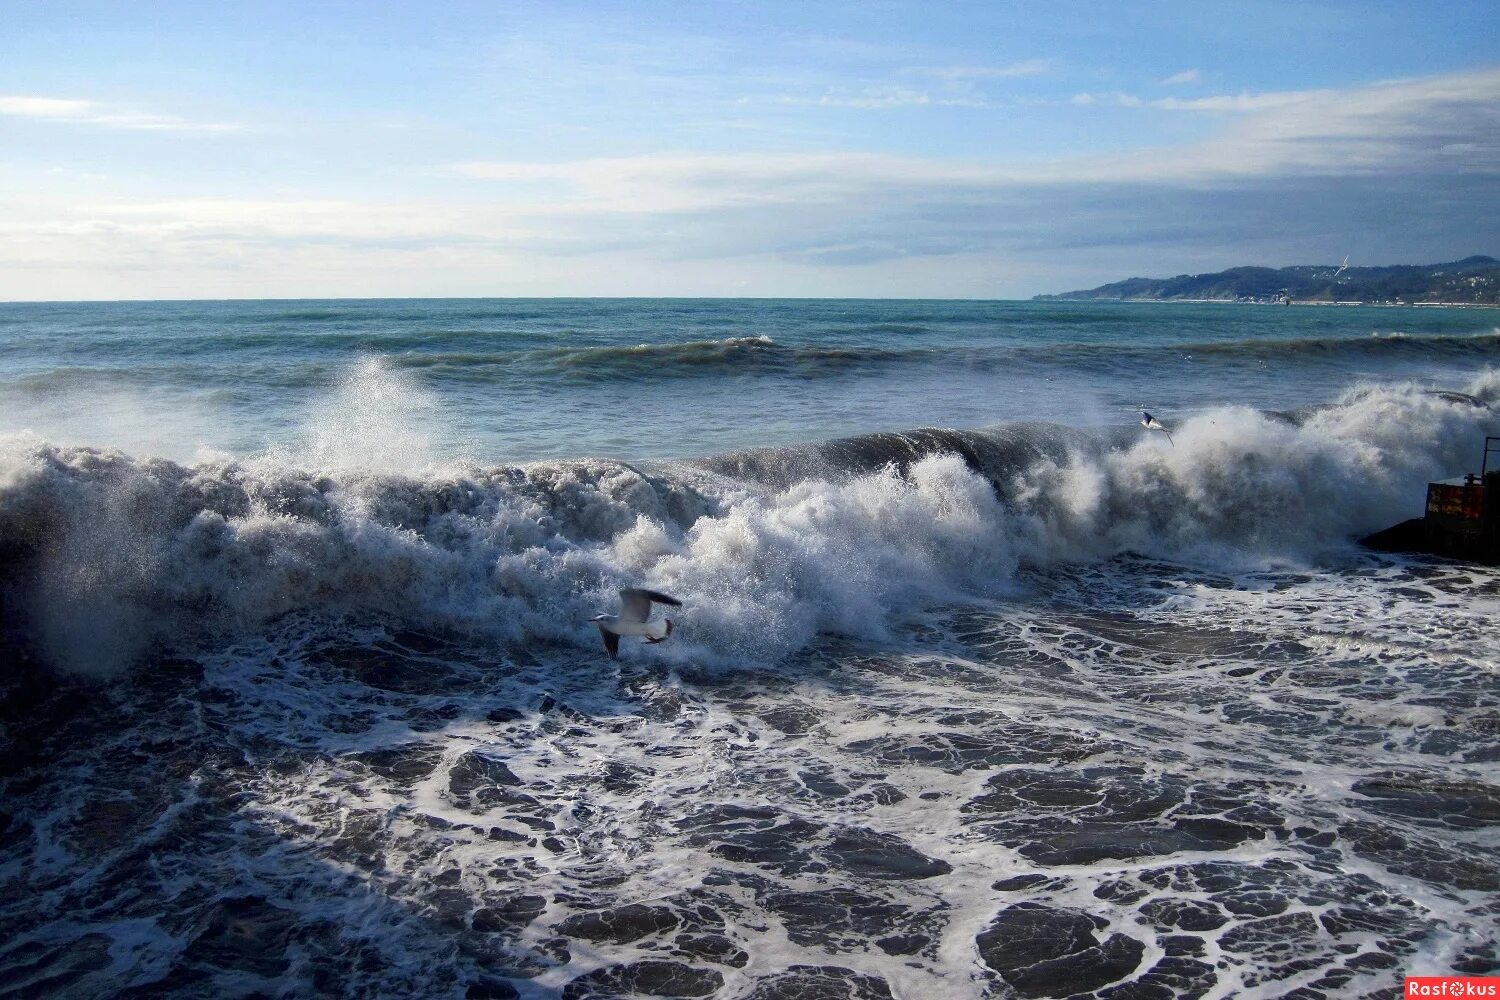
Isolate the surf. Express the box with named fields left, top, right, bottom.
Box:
left=2, top=375, right=1495, bottom=676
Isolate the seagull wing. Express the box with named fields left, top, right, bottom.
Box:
left=618, top=587, right=684, bottom=617
left=619, top=590, right=652, bottom=623
left=619, top=588, right=682, bottom=622
left=599, top=625, right=620, bottom=659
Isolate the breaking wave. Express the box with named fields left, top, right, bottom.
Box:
left=1, top=376, right=1496, bottom=675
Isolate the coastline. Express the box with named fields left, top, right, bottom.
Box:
left=1037, top=297, right=1500, bottom=308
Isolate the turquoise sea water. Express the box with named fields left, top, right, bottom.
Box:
left=2, top=298, right=1496, bottom=463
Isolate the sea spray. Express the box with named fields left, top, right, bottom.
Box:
left=1, top=378, right=1494, bottom=675
left=4, top=302, right=1500, bottom=997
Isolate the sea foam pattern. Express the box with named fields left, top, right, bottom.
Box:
left=2, top=300, right=1499, bottom=998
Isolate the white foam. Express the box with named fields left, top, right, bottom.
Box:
left=1, top=377, right=1496, bottom=675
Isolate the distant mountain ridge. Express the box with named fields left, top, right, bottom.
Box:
left=1035, top=255, right=1500, bottom=305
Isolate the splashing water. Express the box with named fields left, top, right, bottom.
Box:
left=3, top=300, right=1499, bottom=998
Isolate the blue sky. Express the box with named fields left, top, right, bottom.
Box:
left=2, top=0, right=1497, bottom=299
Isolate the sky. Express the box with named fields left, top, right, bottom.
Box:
left=1, top=0, right=1497, bottom=300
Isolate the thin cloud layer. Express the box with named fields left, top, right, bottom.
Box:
left=0, top=94, right=239, bottom=133
left=451, top=66, right=1500, bottom=205
left=2, top=66, right=1496, bottom=298
left=921, top=60, right=1053, bottom=80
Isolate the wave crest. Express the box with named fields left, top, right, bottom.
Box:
left=2, top=377, right=1496, bottom=675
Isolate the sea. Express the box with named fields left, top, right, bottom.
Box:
left=1, top=298, right=1498, bottom=999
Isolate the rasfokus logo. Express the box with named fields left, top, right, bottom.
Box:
left=1407, top=979, right=1500, bottom=997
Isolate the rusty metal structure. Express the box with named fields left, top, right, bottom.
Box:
left=1363, top=437, right=1500, bottom=563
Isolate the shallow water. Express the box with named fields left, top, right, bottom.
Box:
left=4, top=555, right=1497, bottom=998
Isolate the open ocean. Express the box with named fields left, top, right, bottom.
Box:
left=2, top=298, right=1499, bottom=999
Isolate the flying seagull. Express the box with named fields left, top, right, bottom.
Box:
left=1141, top=411, right=1174, bottom=447
left=590, top=588, right=682, bottom=658
left=1333, top=255, right=1350, bottom=279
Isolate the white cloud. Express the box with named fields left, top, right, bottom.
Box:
left=0, top=96, right=97, bottom=117
left=1159, top=68, right=1202, bottom=86
left=449, top=67, right=1500, bottom=207
left=1149, top=91, right=1316, bottom=112
left=0, top=94, right=240, bottom=133
left=3, top=66, right=1497, bottom=298
left=1073, top=88, right=1319, bottom=112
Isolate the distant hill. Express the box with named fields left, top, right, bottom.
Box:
left=1035, top=256, right=1500, bottom=305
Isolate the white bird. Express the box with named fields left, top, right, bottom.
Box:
left=590, top=588, right=682, bottom=658
left=1141, top=411, right=1174, bottom=447
left=1333, top=255, right=1350, bottom=279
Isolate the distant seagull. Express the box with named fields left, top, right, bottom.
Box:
left=590, top=588, right=682, bottom=658
left=1141, top=411, right=1175, bottom=447
left=1334, top=255, right=1350, bottom=279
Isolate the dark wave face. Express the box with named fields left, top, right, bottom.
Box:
left=394, top=328, right=1500, bottom=385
